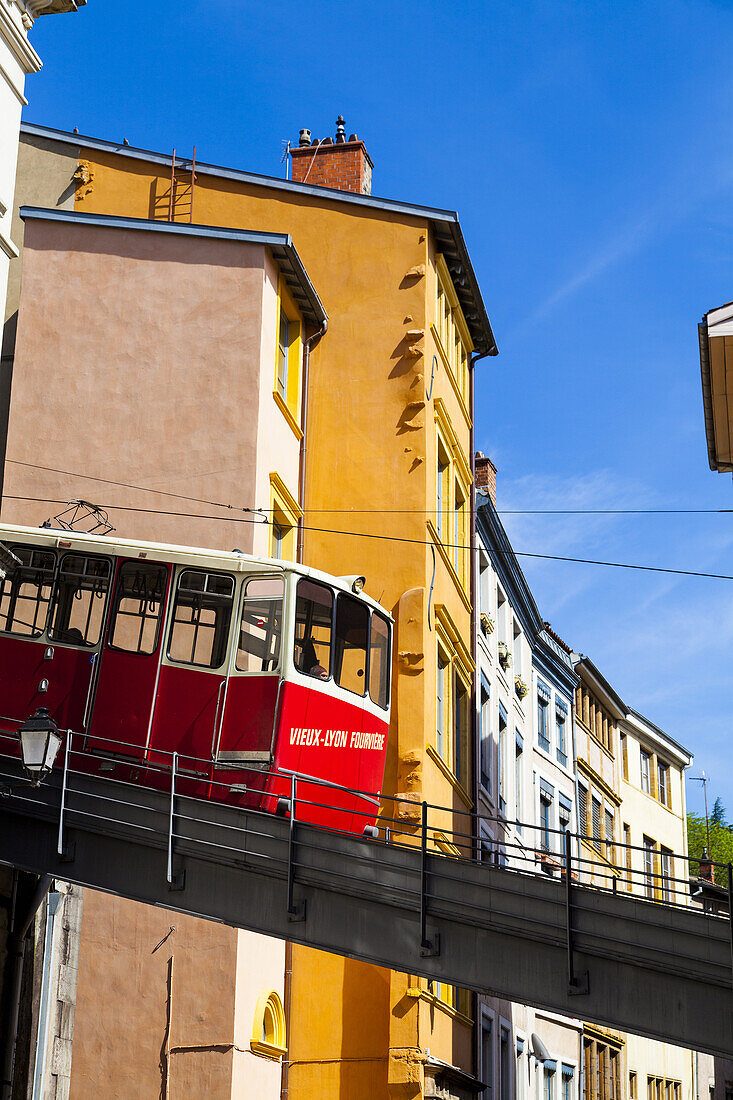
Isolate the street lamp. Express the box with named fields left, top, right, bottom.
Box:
left=18, top=708, right=62, bottom=785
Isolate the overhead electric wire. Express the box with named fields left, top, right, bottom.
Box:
left=5, top=460, right=731, bottom=516
left=5, top=495, right=733, bottom=582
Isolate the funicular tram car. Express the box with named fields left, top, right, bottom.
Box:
left=0, top=523, right=392, bottom=832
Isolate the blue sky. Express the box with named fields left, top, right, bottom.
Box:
left=26, top=0, right=733, bottom=817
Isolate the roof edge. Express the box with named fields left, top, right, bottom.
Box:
left=19, top=205, right=327, bottom=328
left=19, top=121, right=494, bottom=354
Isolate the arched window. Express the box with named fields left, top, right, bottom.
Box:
left=250, top=989, right=287, bottom=1059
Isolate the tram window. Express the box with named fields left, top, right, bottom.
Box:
left=109, top=562, right=167, bottom=655
left=294, top=579, right=332, bottom=679
left=168, top=570, right=234, bottom=669
left=0, top=546, right=55, bottom=637
left=237, top=576, right=284, bottom=672
left=369, top=613, right=391, bottom=709
left=334, top=594, right=368, bottom=696
left=49, top=554, right=110, bottom=647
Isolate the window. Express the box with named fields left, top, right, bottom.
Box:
left=515, top=732, right=523, bottom=826
left=168, top=570, right=234, bottom=669
left=556, top=706, right=567, bottom=767
left=591, top=797, right=602, bottom=853
left=629, top=1072, right=637, bottom=1099
left=538, top=692, right=550, bottom=752
left=334, top=594, right=368, bottom=696
left=584, top=1038, right=621, bottom=1100
left=237, top=576, right=283, bottom=672
left=294, top=579, right=332, bottom=679
left=497, top=587, right=507, bottom=645
left=480, top=679, right=491, bottom=793
left=277, top=312, right=289, bottom=399
left=660, top=847, right=673, bottom=903
left=436, top=441, right=450, bottom=541
left=109, top=562, right=167, bottom=655
left=562, top=1065, right=574, bottom=1100
left=578, top=784, right=588, bottom=836
left=544, top=1064, right=556, bottom=1100
left=643, top=835, right=656, bottom=899
left=369, top=613, right=391, bottom=709
left=498, top=703, right=507, bottom=814
left=540, top=785, right=554, bottom=853
left=269, top=473, right=301, bottom=563
left=481, top=1015, right=493, bottom=1100
left=0, top=546, right=55, bottom=637
left=437, top=648, right=449, bottom=761
left=512, top=621, right=522, bottom=676
left=499, top=1026, right=510, bottom=1100
left=516, top=1041, right=525, bottom=1100
left=558, top=795, right=571, bottom=847
left=657, top=762, right=670, bottom=807
left=435, top=255, right=471, bottom=406
left=621, top=734, right=629, bottom=781
left=49, top=553, right=110, bottom=647
left=273, top=281, right=303, bottom=429
left=623, top=824, right=632, bottom=890
left=604, top=807, right=615, bottom=865
left=453, top=670, right=469, bottom=784
left=640, top=750, right=651, bottom=794
left=454, top=479, right=467, bottom=586
left=250, top=989, right=287, bottom=1059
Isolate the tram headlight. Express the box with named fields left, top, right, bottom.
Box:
left=339, top=575, right=366, bottom=594
left=19, top=708, right=62, bottom=786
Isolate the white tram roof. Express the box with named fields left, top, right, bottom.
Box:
left=0, top=522, right=392, bottom=620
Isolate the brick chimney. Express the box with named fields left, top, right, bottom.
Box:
left=290, top=116, right=373, bottom=195
left=475, top=452, right=497, bottom=505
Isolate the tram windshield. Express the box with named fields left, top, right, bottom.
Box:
left=294, top=579, right=333, bottom=680
left=237, top=576, right=284, bottom=672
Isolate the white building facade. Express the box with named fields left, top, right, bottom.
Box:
left=474, top=480, right=582, bottom=1100
left=0, top=1, right=85, bottom=325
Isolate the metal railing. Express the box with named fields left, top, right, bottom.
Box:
left=0, top=723, right=729, bottom=931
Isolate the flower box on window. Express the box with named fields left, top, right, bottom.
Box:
left=480, top=613, right=495, bottom=636
left=514, top=676, right=528, bottom=700
left=498, top=641, right=512, bottom=670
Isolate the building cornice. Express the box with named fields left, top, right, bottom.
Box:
left=620, top=709, right=692, bottom=768
left=0, top=4, right=42, bottom=73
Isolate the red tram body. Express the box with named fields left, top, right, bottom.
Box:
left=0, top=524, right=392, bottom=833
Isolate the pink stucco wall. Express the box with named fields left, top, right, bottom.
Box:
left=2, top=219, right=272, bottom=553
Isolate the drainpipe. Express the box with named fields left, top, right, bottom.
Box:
left=296, top=320, right=328, bottom=564
left=31, top=890, right=63, bottom=1100
left=281, top=941, right=293, bottom=1100
left=1, top=873, right=52, bottom=1100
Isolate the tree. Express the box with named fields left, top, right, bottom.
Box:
left=688, top=800, right=733, bottom=886
left=710, top=797, right=727, bottom=828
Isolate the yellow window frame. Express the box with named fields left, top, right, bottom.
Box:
left=269, top=472, right=302, bottom=562
left=251, top=989, right=287, bottom=1059
left=273, top=276, right=304, bottom=440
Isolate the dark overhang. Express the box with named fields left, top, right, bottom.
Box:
left=698, top=302, right=733, bottom=473
left=19, top=205, right=327, bottom=329
left=19, top=121, right=495, bottom=356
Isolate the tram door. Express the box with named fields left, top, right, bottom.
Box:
left=87, top=560, right=170, bottom=757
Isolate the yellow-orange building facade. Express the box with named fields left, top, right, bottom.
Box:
left=3, top=122, right=497, bottom=1098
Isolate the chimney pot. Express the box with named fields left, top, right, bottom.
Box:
left=290, top=120, right=373, bottom=195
